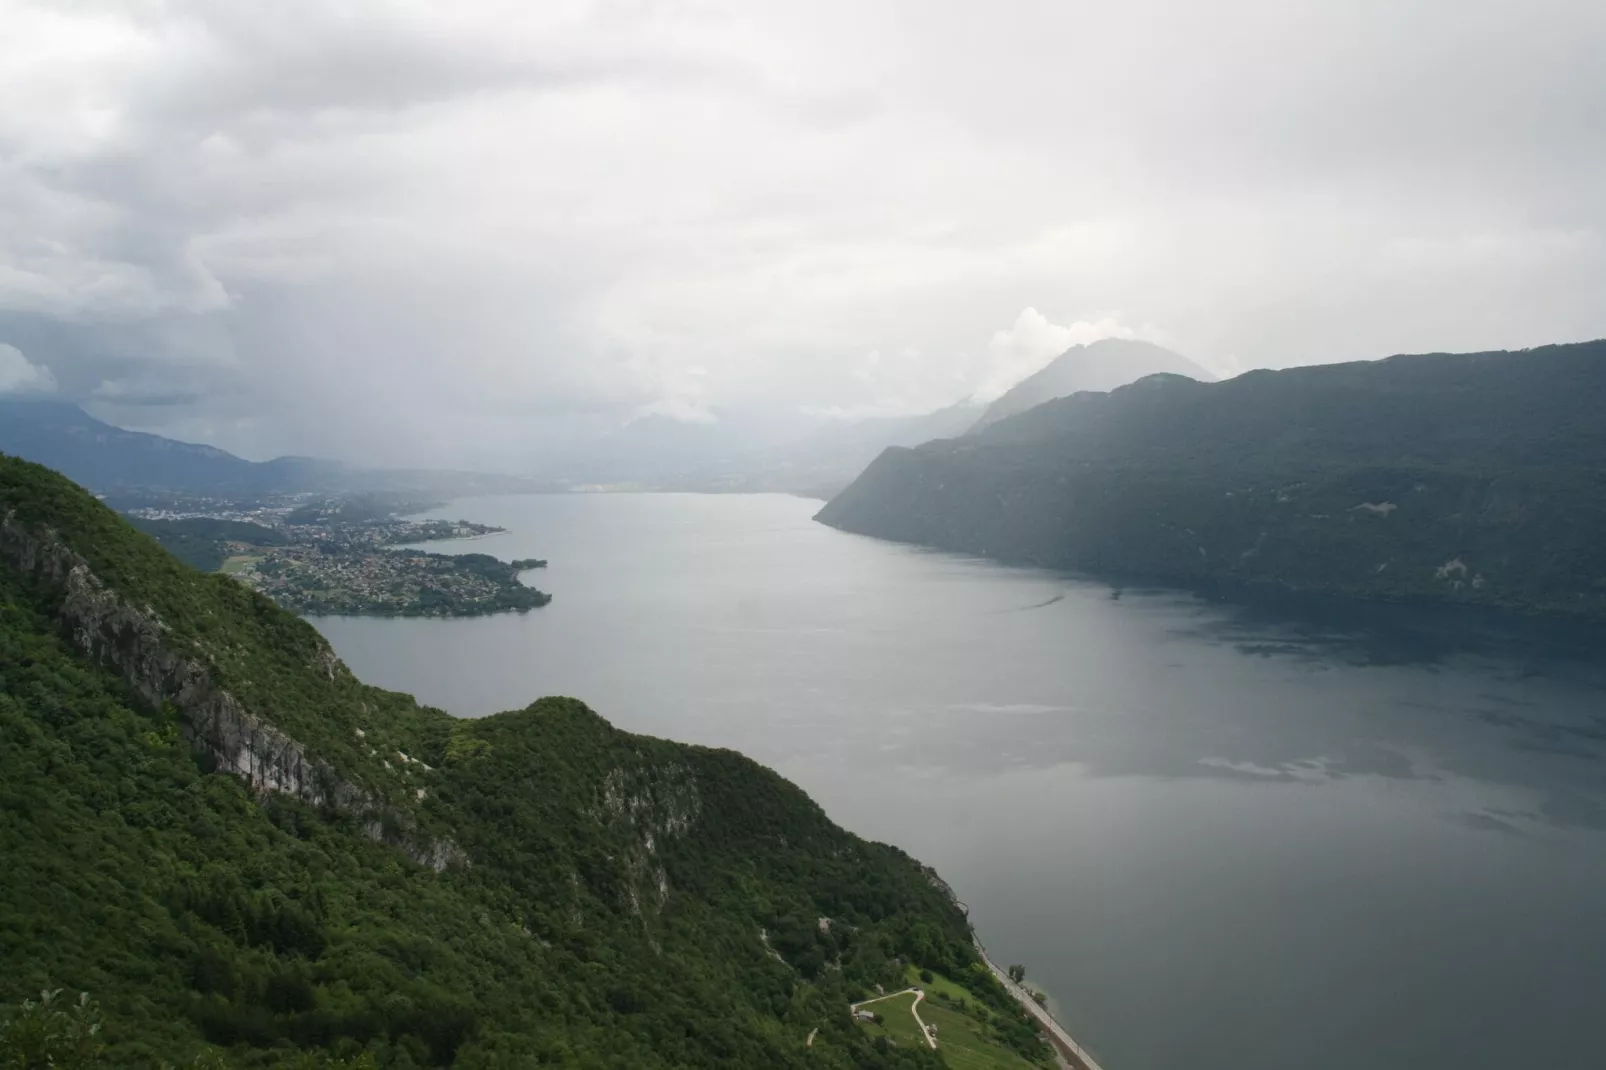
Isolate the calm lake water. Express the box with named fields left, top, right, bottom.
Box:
left=311, top=492, right=1606, bottom=1070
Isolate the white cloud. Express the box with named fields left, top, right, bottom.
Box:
left=0, top=343, right=57, bottom=394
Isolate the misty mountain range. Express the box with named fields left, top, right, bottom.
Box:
left=1, top=338, right=1205, bottom=499
left=0, top=397, right=547, bottom=499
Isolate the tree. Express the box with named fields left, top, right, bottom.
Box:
left=918, top=969, right=933, bottom=984
left=1007, top=964, right=1026, bottom=984
left=0, top=990, right=104, bottom=1070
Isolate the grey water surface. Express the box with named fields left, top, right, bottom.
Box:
left=311, top=492, right=1606, bottom=1070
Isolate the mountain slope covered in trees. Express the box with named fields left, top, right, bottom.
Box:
left=0, top=456, right=1041, bottom=1068
left=818, top=341, right=1606, bottom=618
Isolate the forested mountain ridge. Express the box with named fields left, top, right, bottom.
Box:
left=0, top=456, right=1033, bottom=1067
left=818, top=341, right=1606, bottom=618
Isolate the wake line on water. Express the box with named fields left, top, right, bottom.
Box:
left=1000, top=592, right=1066, bottom=612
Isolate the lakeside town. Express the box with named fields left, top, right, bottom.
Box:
left=226, top=543, right=549, bottom=617
left=122, top=492, right=551, bottom=618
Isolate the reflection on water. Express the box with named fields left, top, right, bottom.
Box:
left=313, top=492, right=1606, bottom=1070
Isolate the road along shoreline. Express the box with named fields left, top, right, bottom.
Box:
left=975, top=943, right=1108, bottom=1070
left=939, top=884, right=1108, bottom=1069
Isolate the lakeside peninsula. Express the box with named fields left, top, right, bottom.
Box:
left=130, top=495, right=553, bottom=618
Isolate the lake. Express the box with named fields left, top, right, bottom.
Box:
left=311, top=492, right=1606, bottom=1070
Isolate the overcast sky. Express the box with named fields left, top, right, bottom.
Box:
left=2, top=0, right=1603, bottom=468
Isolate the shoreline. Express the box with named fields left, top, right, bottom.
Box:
left=974, top=941, right=1107, bottom=1070
left=946, top=886, right=1106, bottom=1069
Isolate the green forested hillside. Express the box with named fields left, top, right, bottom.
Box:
left=817, top=341, right=1606, bottom=617
left=0, top=456, right=1039, bottom=1068
left=127, top=517, right=290, bottom=572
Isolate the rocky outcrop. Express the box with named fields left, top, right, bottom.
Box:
left=0, top=509, right=466, bottom=870
left=596, top=762, right=701, bottom=916
left=2, top=508, right=357, bottom=807
left=404, top=836, right=471, bottom=872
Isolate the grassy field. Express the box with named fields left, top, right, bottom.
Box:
left=852, top=990, right=930, bottom=1050
left=849, top=968, right=1050, bottom=1068
left=219, top=554, right=263, bottom=575
left=917, top=1001, right=1040, bottom=1070
left=903, top=966, right=977, bottom=1005
left=906, top=965, right=1048, bottom=1070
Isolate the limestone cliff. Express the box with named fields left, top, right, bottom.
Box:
left=0, top=507, right=465, bottom=870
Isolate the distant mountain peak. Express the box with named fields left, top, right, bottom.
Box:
left=970, top=337, right=1214, bottom=433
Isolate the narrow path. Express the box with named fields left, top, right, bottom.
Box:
left=848, top=988, right=913, bottom=1011
left=909, top=989, right=935, bottom=1049
left=849, top=987, right=937, bottom=1049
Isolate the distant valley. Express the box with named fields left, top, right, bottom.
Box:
left=543, top=339, right=1208, bottom=497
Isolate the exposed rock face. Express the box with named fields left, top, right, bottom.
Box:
left=598, top=763, right=702, bottom=838
left=402, top=835, right=471, bottom=872
left=2, top=509, right=356, bottom=806
left=0, top=509, right=466, bottom=870
left=597, top=763, right=701, bottom=915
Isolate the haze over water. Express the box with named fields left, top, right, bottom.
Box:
left=312, top=493, right=1606, bottom=1070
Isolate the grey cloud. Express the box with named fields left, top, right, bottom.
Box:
left=2, top=0, right=1604, bottom=466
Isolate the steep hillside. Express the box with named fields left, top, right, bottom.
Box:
left=818, top=341, right=1606, bottom=618
left=0, top=456, right=1042, bottom=1068
left=968, top=338, right=1213, bottom=433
